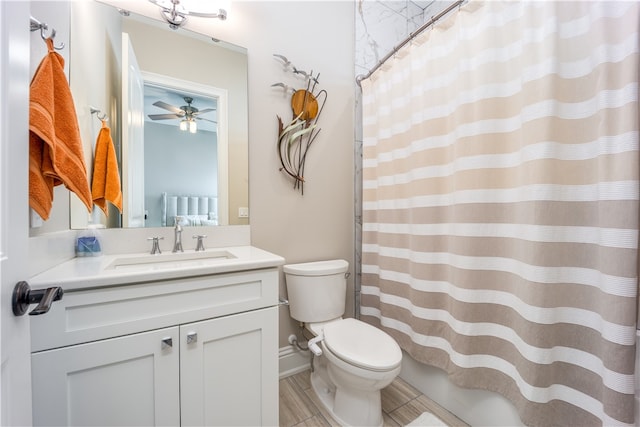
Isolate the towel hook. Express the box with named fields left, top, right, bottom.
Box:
left=90, top=107, right=108, bottom=122
left=30, top=16, right=64, bottom=50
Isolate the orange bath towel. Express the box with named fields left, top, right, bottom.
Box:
left=29, top=37, right=92, bottom=220
left=92, top=120, right=122, bottom=215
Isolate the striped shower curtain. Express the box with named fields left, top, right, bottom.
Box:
left=360, top=2, right=639, bottom=426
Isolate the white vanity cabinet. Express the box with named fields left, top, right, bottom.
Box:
left=180, top=307, right=277, bottom=426
left=29, top=267, right=279, bottom=426
left=32, top=326, right=181, bottom=426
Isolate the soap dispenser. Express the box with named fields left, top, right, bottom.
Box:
left=75, top=224, right=104, bottom=257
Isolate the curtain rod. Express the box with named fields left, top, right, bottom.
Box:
left=356, top=0, right=466, bottom=85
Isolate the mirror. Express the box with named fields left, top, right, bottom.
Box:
left=69, top=1, right=248, bottom=229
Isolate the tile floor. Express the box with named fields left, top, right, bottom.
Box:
left=279, top=369, right=468, bottom=427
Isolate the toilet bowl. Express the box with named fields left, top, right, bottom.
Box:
left=313, top=318, right=401, bottom=426
left=284, top=260, right=402, bottom=427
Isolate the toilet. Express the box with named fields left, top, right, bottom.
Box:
left=284, top=259, right=402, bottom=427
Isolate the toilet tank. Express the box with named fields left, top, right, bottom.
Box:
left=283, top=259, right=349, bottom=323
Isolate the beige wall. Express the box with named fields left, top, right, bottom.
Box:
left=118, top=1, right=357, bottom=346
left=29, top=0, right=356, bottom=348
left=125, top=1, right=357, bottom=346
left=232, top=2, right=356, bottom=346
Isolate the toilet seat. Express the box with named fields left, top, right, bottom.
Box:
left=322, top=318, right=402, bottom=372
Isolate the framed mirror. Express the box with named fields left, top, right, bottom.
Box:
left=69, top=1, right=248, bottom=229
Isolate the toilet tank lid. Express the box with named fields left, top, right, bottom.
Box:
left=283, top=259, right=348, bottom=276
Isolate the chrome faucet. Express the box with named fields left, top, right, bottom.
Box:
left=173, top=217, right=184, bottom=253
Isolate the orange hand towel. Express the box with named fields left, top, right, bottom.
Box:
left=29, top=37, right=92, bottom=220
left=92, top=120, right=122, bottom=215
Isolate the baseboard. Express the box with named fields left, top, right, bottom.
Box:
left=279, top=344, right=310, bottom=379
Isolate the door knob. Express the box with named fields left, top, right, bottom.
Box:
left=12, top=281, right=63, bottom=316
left=186, top=331, right=197, bottom=344
left=161, top=337, right=173, bottom=349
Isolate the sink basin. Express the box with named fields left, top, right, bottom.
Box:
left=106, top=250, right=237, bottom=271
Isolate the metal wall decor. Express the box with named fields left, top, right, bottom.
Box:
left=272, top=54, right=327, bottom=195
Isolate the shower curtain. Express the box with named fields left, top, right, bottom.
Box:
left=359, top=2, right=639, bottom=426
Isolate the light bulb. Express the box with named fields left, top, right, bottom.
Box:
left=180, top=120, right=188, bottom=131
left=189, top=120, right=197, bottom=133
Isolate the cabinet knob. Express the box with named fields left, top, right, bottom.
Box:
left=186, top=331, right=197, bottom=344
left=161, top=337, right=173, bottom=349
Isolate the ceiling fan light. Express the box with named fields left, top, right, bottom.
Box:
left=189, top=120, right=197, bottom=133
left=180, top=119, right=188, bottom=131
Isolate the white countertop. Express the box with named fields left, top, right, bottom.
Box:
left=29, top=246, right=285, bottom=291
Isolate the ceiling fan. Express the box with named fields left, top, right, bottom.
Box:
left=148, top=96, right=217, bottom=132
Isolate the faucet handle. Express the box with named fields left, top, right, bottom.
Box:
left=147, top=236, right=164, bottom=255
left=193, top=235, right=207, bottom=252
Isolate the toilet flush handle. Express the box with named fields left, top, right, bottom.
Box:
left=308, top=334, right=323, bottom=356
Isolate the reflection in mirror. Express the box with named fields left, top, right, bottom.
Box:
left=141, top=76, right=226, bottom=228
left=69, top=1, right=248, bottom=229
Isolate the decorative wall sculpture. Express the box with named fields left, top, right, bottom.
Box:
left=272, top=54, right=327, bottom=195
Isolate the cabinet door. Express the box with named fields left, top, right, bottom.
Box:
left=31, top=327, right=180, bottom=426
left=180, top=307, right=278, bottom=426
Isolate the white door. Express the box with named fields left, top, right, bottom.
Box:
left=31, top=327, right=180, bottom=426
left=0, top=1, right=34, bottom=425
left=180, top=307, right=279, bottom=426
left=121, top=32, right=145, bottom=228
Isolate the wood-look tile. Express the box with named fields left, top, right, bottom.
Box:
left=382, top=411, right=401, bottom=427
left=388, top=397, right=430, bottom=426
left=381, top=376, right=421, bottom=413
left=291, top=369, right=312, bottom=391
left=292, top=414, right=332, bottom=427
left=279, top=376, right=318, bottom=427
left=411, top=395, right=468, bottom=427
left=389, top=394, right=466, bottom=427
left=302, top=386, right=342, bottom=427
left=279, top=370, right=455, bottom=427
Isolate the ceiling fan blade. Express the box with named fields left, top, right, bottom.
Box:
left=196, top=117, right=218, bottom=124
left=152, top=101, right=185, bottom=115
left=194, top=108, right=216, bottom=115
left=148, top=113, right=182, bottom=120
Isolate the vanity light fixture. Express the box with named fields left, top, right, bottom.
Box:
left=149, top=0, right=228, bottom=30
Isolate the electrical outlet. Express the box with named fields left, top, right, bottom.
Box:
left=238, top=207, right=249, bottom=218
